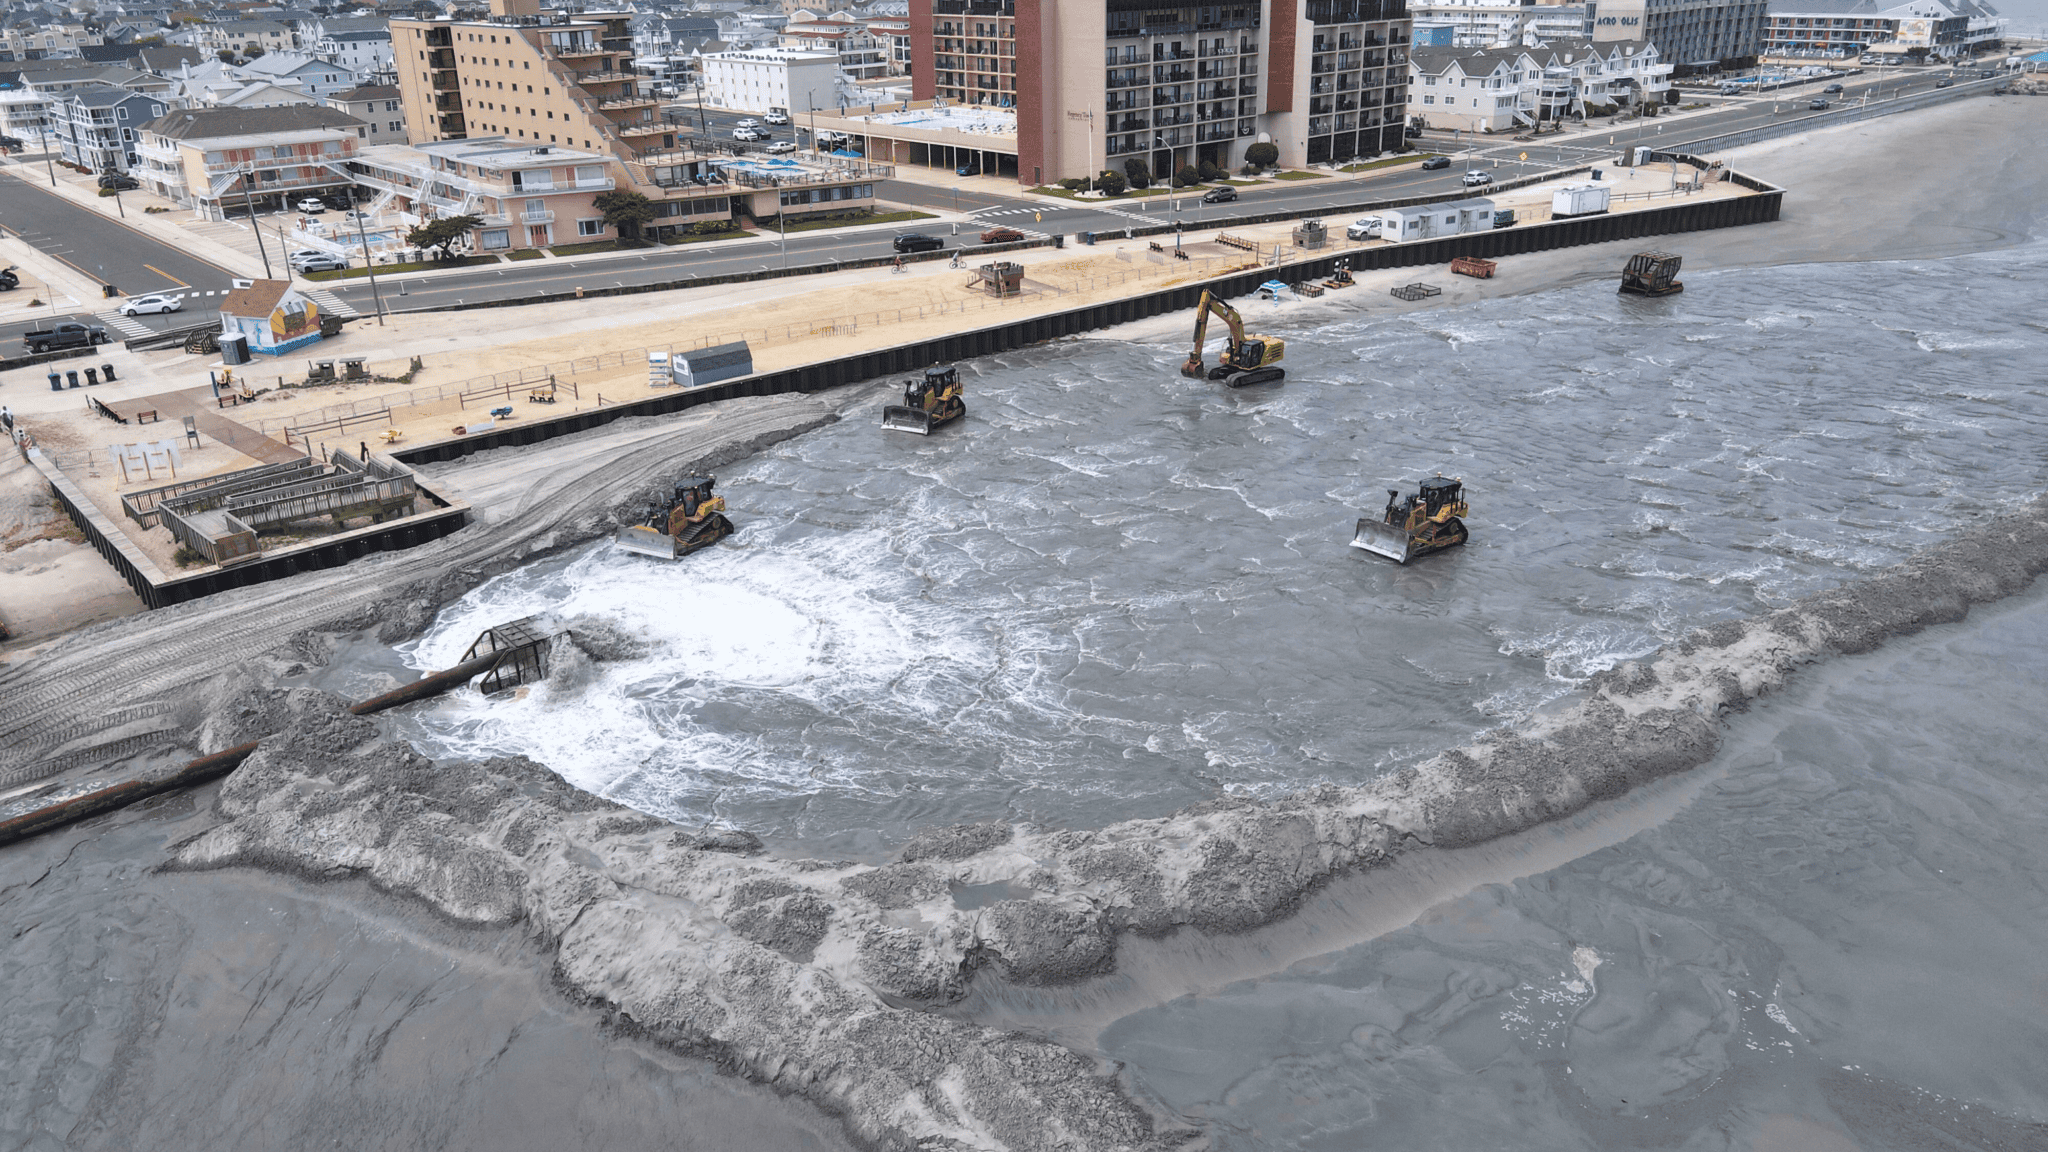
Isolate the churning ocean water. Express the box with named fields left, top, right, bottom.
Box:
left=394, top=239, right=2048, bottom=860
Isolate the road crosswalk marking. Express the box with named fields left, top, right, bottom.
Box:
left=95, top=310, right=153, bottom=340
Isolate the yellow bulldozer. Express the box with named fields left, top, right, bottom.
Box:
left=1352, top=475, right=1469, bottom=564
left=881, top=364, right=966, bottom=434
left=617, top=474, right=735, bottom=560
left=1180, top=289, right=1285, bottom=388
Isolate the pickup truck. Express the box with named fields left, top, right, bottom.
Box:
left=23, top=321, right=109, bottom=354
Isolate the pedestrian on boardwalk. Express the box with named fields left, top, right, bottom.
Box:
left=1, top=405, right=12, bottom=431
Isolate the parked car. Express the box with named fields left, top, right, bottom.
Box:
left=1201, top=185, right=1237, bottom=203
left=956, top=162, right=980, bottom=176
left=286, top=248, right=327, bottom=263
left=766, top=140, right=797, bottom=154
left=340, top=210, right=372, bottom=222
left=1404, top=124, right=1423, bottom=138
left=23, top=320, right=107, bottom=354
left=1809, top=98, right=1831, bottom=109
left=0, top=134, right=24, bottom=149
left=0, top=264, right=18, bottom=290
left=1462, top=170, right=1493, bottom=187
left=296, top=197, right=326, bottom=212
left=290, top=253, right=348, bottom=273
left=97, top=173, right=139, bottom=190
left=120, top=292, right=183, bottom=317
left=1420, top=155, right=1451, bottom=170
left=893, top=233, right=945, bottom=253
left=764, top=110, right=790, bottom=125
left=1933, top=77, right=1953, bottom=88
left=1345, top=217, right=1382, bottom=240
left=979, top=226, right=1024, bottom=243
left=736, top=117, right=761, bottom=128
left=1823, top=82, right=1844, bottom=93
left=733, top=126, right=764, bottom=141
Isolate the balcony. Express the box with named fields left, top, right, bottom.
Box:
left=438, top=113, right=466, bottom=134
left=428, top=49, right=455, bottom=68
left=432, top=75, right=458, bottom=92
left=569, top=70, right=636, bottom=86
left=598, top=95, right=657, bottom=111
left=615, top=122, right=669, bottom=140
left=519, top=208, right=554, bottom=223
left=548, top=42, right=605, bottom=59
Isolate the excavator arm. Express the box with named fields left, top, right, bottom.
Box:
left=1181, top=289, right=1248, bottom=378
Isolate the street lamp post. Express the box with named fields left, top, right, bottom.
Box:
left=353, top=208, right=386, bottom=325
left=239, top=170, right=274, bottom=280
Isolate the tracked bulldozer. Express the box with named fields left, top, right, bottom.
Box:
left=1352, top=474, right=1469, bottom=564
left=1181, top=289, right=1285, bottom=388
left=881, top=364, right=966, bottom=434
left=617, top=474, right=735, bottom=559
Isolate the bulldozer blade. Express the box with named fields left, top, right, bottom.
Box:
left=1350, top=517, right=1414, bottom=563
left=881, top=405, right=934, bottom=435
left=616, top=525, right=680, bottom=559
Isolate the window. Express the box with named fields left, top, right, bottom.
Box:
left=576, top=217, right=604, bottom=236
left=358, top=126, right=367, bottom=137
left=390, top=121, right=402, bottom=132
left=480, top=228, right=510, bottom=249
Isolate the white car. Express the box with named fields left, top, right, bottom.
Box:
left=340, top=210, right=372, bottom=222
left=733, top=126, right=765, bottom=141
left=296, top=198, right=326, bottom=213
left=766, top=140, right=797, bottom=154
left=736, top=117, right=761, bottom=128
left=763, top=111, right=790, bottom=125
left=120, top=292, right=183, bottom=316
left=1462, top=170, right=1493, bottom=187
left=1345, top=217, right=1382, bottom=240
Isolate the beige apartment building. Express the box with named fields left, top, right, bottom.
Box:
left=910, top=0, right=1413, bottom=185
left=135, top=104, right=364, bottom=219
left=390, top=0, right=878, bottom=244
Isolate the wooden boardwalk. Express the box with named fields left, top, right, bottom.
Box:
left=102, top=385, right=303, bottom=466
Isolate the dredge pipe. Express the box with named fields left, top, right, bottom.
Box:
left=0, top=650, right=510, bottom=850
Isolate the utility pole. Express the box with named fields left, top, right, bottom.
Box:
left=239, top=170, right=273, bottom=280
left=353, top=207, right=385, bottom=325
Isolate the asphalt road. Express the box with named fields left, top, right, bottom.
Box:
left=0, top=162, right=242, bottom=348
left=0, top=65, right=1997, bottom=332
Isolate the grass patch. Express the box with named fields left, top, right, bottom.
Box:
left=753, top=209, right=935, bottom=234
left=661, top=227, right=752, bottom=245
left=1272, top=170, right=1329, bottom=181
left=505, top=248, right=545, bottom=261
left=549, top=240, right=619, bottom=257
left=1339, top=155, right=1430, bottom=174
left=303, top=255, right=501, bottom=281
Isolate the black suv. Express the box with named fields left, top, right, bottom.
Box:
left=97, top=173, right=139, bottom=190
left=893, top=233, right=944, bottom=253
left=1420, top=156, right=1451, bottom=170
left=1200, top=185, right=1238, bottom=204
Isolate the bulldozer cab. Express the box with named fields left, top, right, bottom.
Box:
left=675, top=475, right=716, bottom=518
left=1417, top=476, right=1463, bottom=518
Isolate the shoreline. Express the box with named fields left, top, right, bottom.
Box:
left=2, top=91, right=2046, bottom=1152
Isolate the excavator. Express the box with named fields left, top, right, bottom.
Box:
left=1180, top=289, right=1285, bottom=388
left=617, top=474, right=735, bottom=559
left=1351, top=474, right=1469, bottom=564
left=881, top=364, right=966, bottom=434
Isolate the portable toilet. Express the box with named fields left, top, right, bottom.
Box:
left=1552, top=182, right=1613, bottom=219
left=1454, top=197, right=1497, bottom=233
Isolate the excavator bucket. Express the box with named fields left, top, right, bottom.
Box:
left=1350, top=517, right=1415, bottom=563
left=880, top=404, right=936, bottom=434
left=616, top=524, right=681, bottom=559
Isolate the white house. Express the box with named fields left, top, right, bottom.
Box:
left=1408, top=37, right=1671, bottom=132
left=700, top=47, right=838, bottom=114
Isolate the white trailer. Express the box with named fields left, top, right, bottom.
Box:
left=1417, top=201, right=1464, bottom=238
left=1552, top=182, right=1612, bottom=219
left=1375, top=205, right=1433, bottom=242
left=1454, top=197, right=1497, bottom=233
